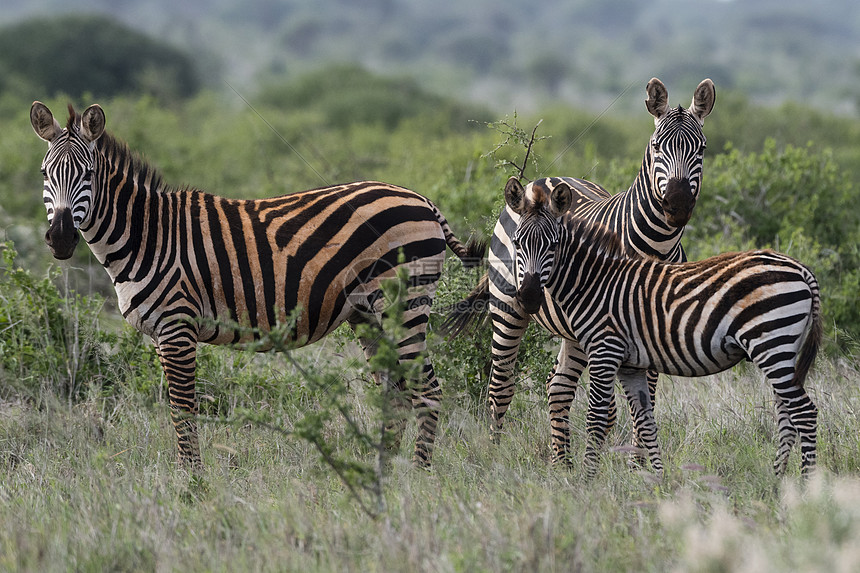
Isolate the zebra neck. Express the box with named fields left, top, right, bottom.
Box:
left=626, top=160, right=684, bottom=259
left=81, top=132, right=168, bottom=280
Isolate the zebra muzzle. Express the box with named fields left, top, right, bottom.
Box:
left=516, top=272, right=543, bottom=315
left=662, top=177, right=695, bottom=227
left=44, top=208, right=79, bottom=260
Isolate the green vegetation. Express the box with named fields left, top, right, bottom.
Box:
left=5, top=1, right=860, bottom=114
left=2, top=62, right=860, bottom=570
left=0, top=14, right=200, bottom=101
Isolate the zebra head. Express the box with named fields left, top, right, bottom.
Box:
left=30, top=101, right=106, bottom=260
left=505, top=176, right=572, bottom=314
left=644, top=78, right=715, bottom=228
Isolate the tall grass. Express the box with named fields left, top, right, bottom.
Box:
left=1, top=332, right=859, bottom=572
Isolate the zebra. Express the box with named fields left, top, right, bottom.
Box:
left=445, top=78, right=716, bottom=463
left=507, top=180, right=821, bottom=477
left=30, top=101, right=484, bottom=469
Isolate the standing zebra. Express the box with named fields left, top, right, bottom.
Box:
left=30, top=101, right=484, bottom=469
left=445, top=78, right=716, bottom=463
left=507, top=181, right=821, bottom=477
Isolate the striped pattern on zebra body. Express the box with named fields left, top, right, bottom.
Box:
left=30, top=101, right=484, bottom=469
left=508, top=182, right=821, bottom=478
left=444, top=78, right=716, bottom=464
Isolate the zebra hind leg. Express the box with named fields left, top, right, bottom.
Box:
left=770, top=382, right=818, bottom=476
left=618, top=368, right=663, bottom=477
left=350, top=321, right=411, bottom=465
left=626, top=369, right=659, bottom=468
left=751, top=347, right=819, bottom=476
left=398, top=289, right=441, bottom=468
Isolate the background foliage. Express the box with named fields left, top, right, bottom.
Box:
left=1, top=12, right=860, bottom=571
left=3, top=1, right=860, bottom=115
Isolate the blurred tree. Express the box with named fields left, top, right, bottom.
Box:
left=0, top=14, right=200, bottom=101
left=256, top=64, right=492, bottom=132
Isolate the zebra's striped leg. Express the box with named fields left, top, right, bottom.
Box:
left=771, top=382, right=818, bottom=476
left=582, top=355, right=622, bottom=479
left=155, top=327, right=201, bottom=469
left=399, top=284, right=441, bottom=469
left=487, top=302, right=530, bottom=441
left=411, top=358, right=442, bottom=468
left=750, top=346, right=819, bottom=476
left=619, top=368, right=663, bottom=477
left=350, top=325, right=411, bottom=464
left=626, top=369, right=659, bottom=468
left=772, top=390, right=798, bottom=476
left=545, top=339, right=590, bottom=464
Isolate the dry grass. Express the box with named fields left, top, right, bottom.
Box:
left=1, top=347, right=859, bottom=572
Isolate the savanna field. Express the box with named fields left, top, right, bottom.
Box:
left=2, top=65, right=860, bottom=571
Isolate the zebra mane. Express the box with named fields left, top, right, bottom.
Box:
left=63, top=103, right=173, bottom=192
left=65, top=103, right=77, bottom=130
left=564, top=216, right=640, bottom=261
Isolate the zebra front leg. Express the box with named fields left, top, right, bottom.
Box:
left=619, top=368, right=663, bottom=477
left=582, top=359, right=621, bottom=479
left=545, top=339, right=589, bottom=464
left=487, top=304, right=530, bottom=442
left=155, top=327, right=201, bottom=469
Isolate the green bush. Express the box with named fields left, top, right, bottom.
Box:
left=0, top=242, right=116, bottom=401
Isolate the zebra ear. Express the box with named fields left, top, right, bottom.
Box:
left=30, top=101, right=63, bottom=142
left=80, top=104, right=106, bottom=143
left=645, top=77, right=669, bottom=122
left=504, top=177, right=526, bottom=214
left=549, top=182, right=572, bottom=217
left=690, top=78, right=716, bottom=124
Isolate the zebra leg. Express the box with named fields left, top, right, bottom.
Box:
left=772, top=390, right=798, bottom=476
left=350, top=323, right=411, bottom=464
left=626, top=369, right=659, bottom=468
left=582, top=357, right=621, bottom=479
left=411, top=357, right=442, bottom=468
left=751, top=348, right=819, bottom=476
left=400, top=282, right=442, bottom=468
left=487, top=301, right=530, bottom=441
left=771, top=382, right=818, bottom=476
left=618, top=368, right=663, bottom=477
left=155, top=326, right=201, bottom=469
left=545, top=339, right=591, bottom=463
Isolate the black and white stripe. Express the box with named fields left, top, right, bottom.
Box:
left=446, top=78, right=716, bottom=463
left=31, top=101, right=483, bottom=468
left=509, top=182, right=821, bottom=477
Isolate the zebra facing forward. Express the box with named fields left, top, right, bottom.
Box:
left=507, top=181, right=820, bottom=478
left=445, top=78, right=716, bottom=463
left=30, top=101, right=484, bottom=469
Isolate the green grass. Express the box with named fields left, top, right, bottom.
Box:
left=1, top=341, right=860, bottom=572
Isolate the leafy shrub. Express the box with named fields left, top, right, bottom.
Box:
left=0, top=242, right=115, bottom=401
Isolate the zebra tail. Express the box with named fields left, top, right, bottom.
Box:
left=794, top=274, right=823, bottom=389
left=440, top=273, right=489, bottom=338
